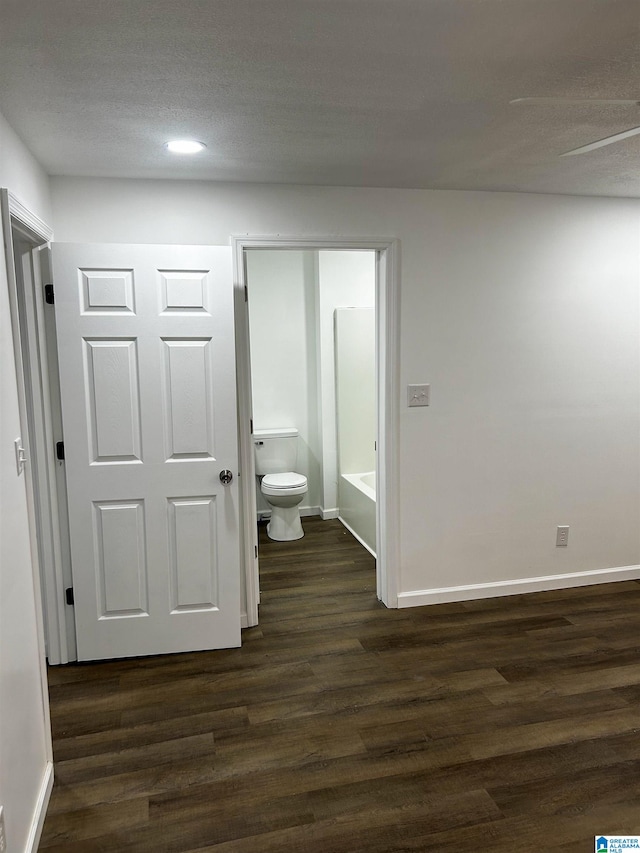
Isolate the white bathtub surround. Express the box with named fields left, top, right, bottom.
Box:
left=335, top=307, right=376, bottom=476
left=316, top=252, right=376, bottom=515
left=339, top=471, right=376, bottom=556
left=335, top=307, right=377, bottom=553
left=360, top=472, right=375, bottom=492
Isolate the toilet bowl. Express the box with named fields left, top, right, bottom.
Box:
left=261, top=472, right=308, bottom=541
left=254, top=428, right=308, bottom=541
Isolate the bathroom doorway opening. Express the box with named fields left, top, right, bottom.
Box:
left=233, top=238, right=400, bottom=627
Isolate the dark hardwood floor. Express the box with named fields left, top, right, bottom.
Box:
left=40, top=517, right=640, bottom=851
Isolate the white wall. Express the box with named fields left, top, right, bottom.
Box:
left=317, top=251, right=375, bottom=512
left=0, top=111, right=52, bottom=852
left=246, top=249, right=321, bottom=512
left=335, top=307, right=376, bottom=476
left=51, top=177, right=640, bottom=599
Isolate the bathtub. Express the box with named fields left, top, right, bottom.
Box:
left=338, top=471, right=376, bottom=557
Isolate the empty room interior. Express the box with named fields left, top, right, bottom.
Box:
left=2, top=1, right=640, bottom=851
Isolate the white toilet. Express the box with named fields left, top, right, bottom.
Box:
left=254, top=428, right=308, bottom=541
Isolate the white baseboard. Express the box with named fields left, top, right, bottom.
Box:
left=257, top=506, right=322, bottom=521
left=397, top=564, right=640, bottom=608
left=26, top=760, right=54, bottom=853
left=241, top=610, right=259, bottom=629
left=301, top=506, right=321, bottom=518
left=321, top=507, right=339, bottom=520
left=338, top=516, right=377, bottom=558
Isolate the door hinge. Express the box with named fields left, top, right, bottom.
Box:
left=44, top=284, right=54, bottom=304
left=65, top=587, right=74, bottom=605
left=14, top=438, right=26, bottom=475
left=250, top=418, right=253, bottom=433
left=255, top=545, right=258, bottom=558
left=244, top=284, right=248, bottom=302
left=56, top=441, right=65, bottom=461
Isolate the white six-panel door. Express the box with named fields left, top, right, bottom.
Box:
left=52, top=244, right=241, bottom=660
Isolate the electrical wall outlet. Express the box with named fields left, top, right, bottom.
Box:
left=556, top=525, right=569, bottom=547
left=407, top=384, right=430, bottom=407
left=0, top=805, right=6, bottom=853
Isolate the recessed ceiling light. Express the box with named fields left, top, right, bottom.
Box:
left=165, top=140, right=206, bottom=154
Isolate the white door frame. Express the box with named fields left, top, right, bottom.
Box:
left=1, top=189, right=55, bottom=834
left=1, top=190, right=75, bottom=666
left=232, top=236, right=400, bottom=625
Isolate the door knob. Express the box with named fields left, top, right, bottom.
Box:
left=219, top=469, right=233, bottom=485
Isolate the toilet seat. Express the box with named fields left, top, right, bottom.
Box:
left=261, top=472, right=307, bottom=497
left=262, top=472, right=307, bottom=489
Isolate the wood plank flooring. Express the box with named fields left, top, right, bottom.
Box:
left=40, top=517, right=640, bottom=851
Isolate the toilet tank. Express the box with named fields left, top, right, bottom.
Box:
left=254, top=428, right=298, bottom=474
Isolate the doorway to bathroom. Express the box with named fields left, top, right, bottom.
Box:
left=233, top=237, right=399, bottom=626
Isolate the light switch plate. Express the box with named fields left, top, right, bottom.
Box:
left=408, top=384, right=430, bottom=407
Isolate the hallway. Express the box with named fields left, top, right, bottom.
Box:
left=40, top=518, right=640, bottom=850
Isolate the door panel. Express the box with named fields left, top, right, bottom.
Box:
left=168, top=496, right=218, bottom=610
left=53, top=244, right=240, bottom=660
left=94, top=499, right=148, bottom=616
left=162, top=338, right=215, bottom=458
left=85, top=338, right=142, bottom=462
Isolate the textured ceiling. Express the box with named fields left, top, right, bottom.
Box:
left=1, top=0, right=639, bottom=196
